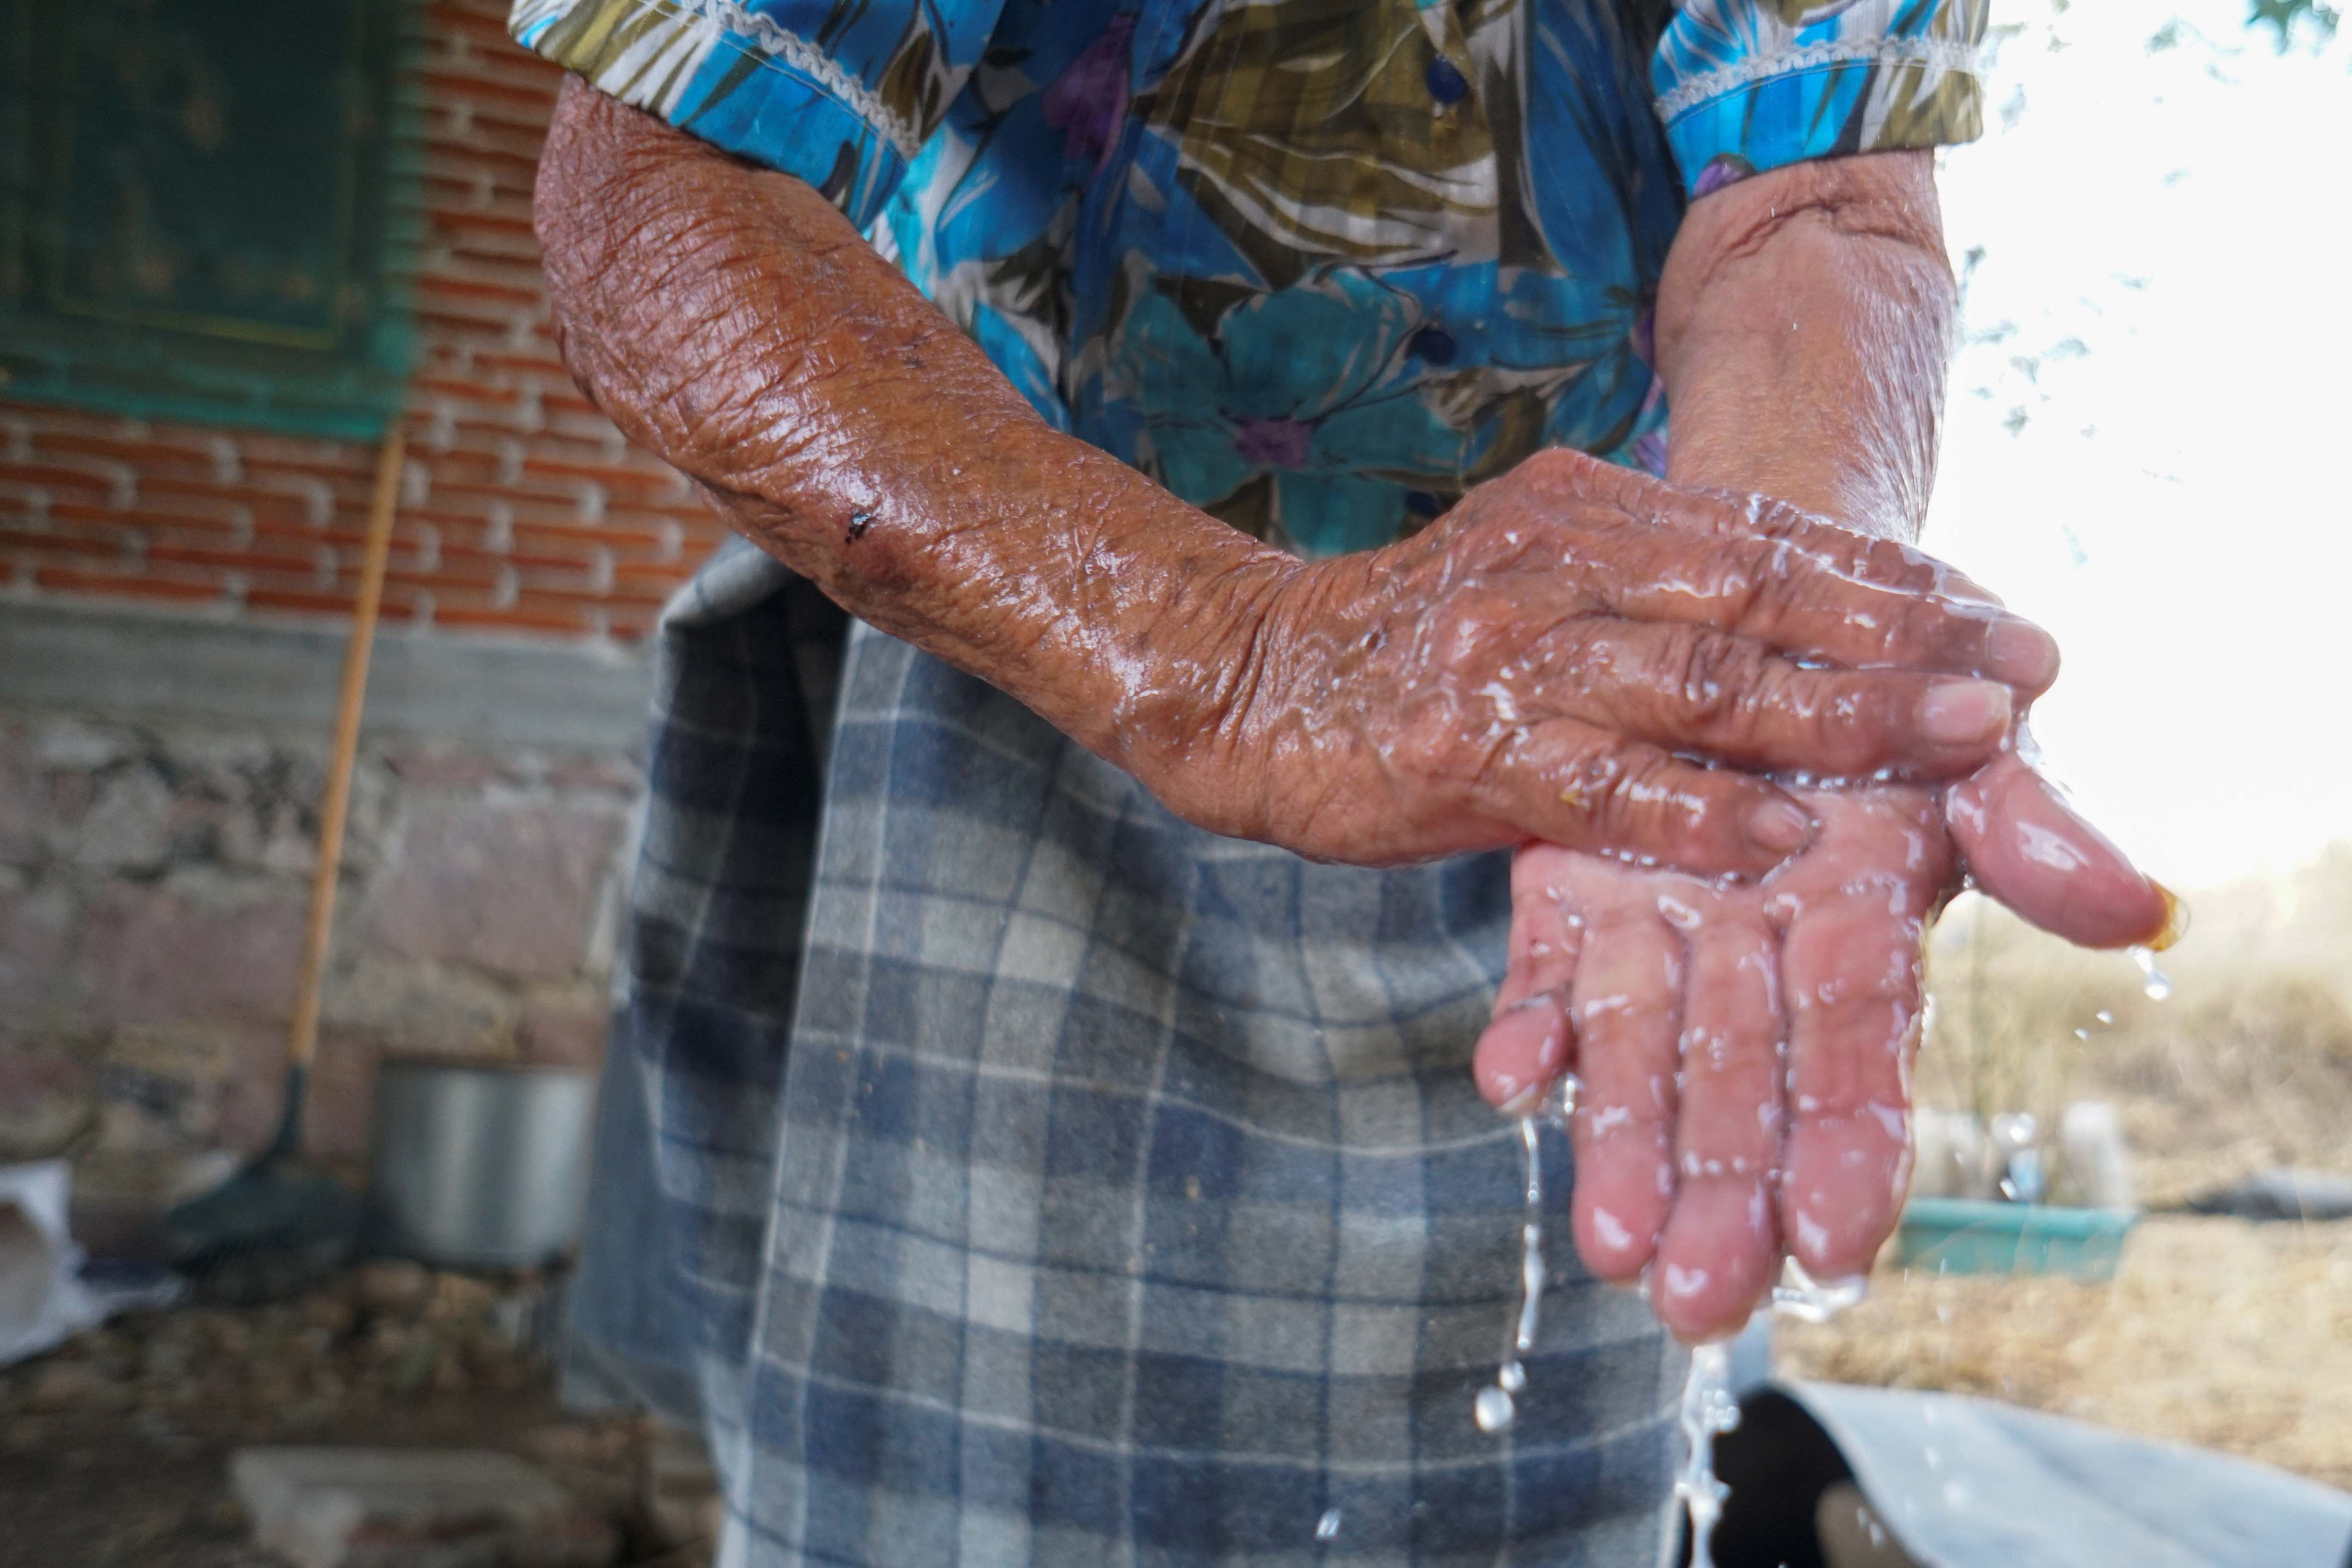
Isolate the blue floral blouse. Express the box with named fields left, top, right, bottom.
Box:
left=512, top=0, right=1987, bottom=557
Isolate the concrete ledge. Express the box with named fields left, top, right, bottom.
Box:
left=0, top=602, right=653, bottom=750
left=231, top=1447, right=618, bottom=1568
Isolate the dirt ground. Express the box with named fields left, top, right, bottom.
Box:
left=8, top=858, right=2345, bottom=1564
left=0, top=1262, right=711, bottom=1568
left=1776, top=1214, right=2352, bottom=1493
left=1786, top=851, right=2352, bottom=1497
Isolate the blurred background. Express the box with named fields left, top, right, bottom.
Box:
left=0, top=0, right=2344, bottom=1565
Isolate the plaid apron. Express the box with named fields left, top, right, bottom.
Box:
left=565, top=541, right=1686, bottom=1566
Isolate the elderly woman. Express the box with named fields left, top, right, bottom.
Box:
left=519, top=0, right=2173, bottom=1560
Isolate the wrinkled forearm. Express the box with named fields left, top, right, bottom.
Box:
left=1653, top=151, right=1957, bottom=544
left=533, top=78, right=1293, bottom=798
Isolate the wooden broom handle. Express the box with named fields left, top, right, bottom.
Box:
left=287, top=428, right=406, bottom=1071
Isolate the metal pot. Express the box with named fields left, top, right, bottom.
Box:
left=364, top=1056, right=595, bottom=1270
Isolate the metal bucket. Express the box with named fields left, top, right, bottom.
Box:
left=364, top=1056, right=596, bottom=1270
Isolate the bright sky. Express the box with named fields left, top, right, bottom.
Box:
left=1920, top=0, right=2352, bottom=890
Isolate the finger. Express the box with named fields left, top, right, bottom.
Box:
left=1664, top=485, right=2009, bottom=609
left=1519, top=454, right=2009, bottom=607
left=1590, top=524, right=2060, bottom=694
left=1494, top=453, right=2047, bottom=681
left=1565, top=907, right=1683, bottom=1283
left=1776, top=888, right=1929, bottom=1281
left=1484, top=723, right=1816, bottom=879
left=1947, top=754, right=2182, bottom=950
left=1476, top=850, right=1587, bottom=1111
left=1549, top=620, right=2016, bottom=779
left=1652, top=915, right=1786, bottom=1342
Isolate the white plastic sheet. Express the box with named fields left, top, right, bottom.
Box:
left=0, top=1159, right=108, bottom=1366
left=1784, top=1381, right=2352, bottom=1568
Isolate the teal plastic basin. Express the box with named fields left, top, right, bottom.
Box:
left=1893, top=1198, right=2141, bottom=1280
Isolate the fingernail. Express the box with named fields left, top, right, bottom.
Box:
left=1985, top=617, right=2061, bottom=687
left=1744, top=799, right=1813, bottom=854
left=1495, top=1084, right=1543, bottom=1119
left=1921, top=679, right=2013, bottom=745
left=2147, top=881, right=2190, bottom=952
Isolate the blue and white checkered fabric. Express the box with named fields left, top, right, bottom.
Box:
left=566, top=542, right=1686, bottom=1566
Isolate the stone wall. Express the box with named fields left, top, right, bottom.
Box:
left=0, top=0, right=697, bottom=1234
left=0, top=607, right=653, bottom=1235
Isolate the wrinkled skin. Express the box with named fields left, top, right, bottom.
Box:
left=1473, top=751, right=2175, bottom=1342
left=1224, top=450, right=2055, bottom=873
left=1447, top=144, right=2176, bottom=1343
left=532, top=80, right=2052, bottom=885
left=533, top=81, right=2176, bottom=1348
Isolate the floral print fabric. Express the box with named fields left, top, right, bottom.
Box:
left=511, top=0, right=1985, bottom=557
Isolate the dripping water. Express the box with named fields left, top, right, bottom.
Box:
left=1473, top=1078, right=1577, bottom=1437
left=1474, top=1113, right=1549, bottom=1435
left=1770, top=1256, right=1867, bottom=1325
left=1673, top=1342, right=1739, bottom=1568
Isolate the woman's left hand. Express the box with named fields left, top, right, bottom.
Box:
left=1470, top=751, right=2174, bottom=1343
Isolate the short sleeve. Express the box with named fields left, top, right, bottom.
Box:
left=1650, top=0, right=1989, bottom=196
left=509, top=0, right=1006, bottom=230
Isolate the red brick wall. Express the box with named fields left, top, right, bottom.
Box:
left=0, top=0, right=726, bottom=643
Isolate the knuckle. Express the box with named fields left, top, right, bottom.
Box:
left=1594, top=747, right=1682, bottom=836
left=1795, top=677, right=1894, bottom=775
left=1663, top=629, right=1762, bottom=733
left=1712, top=535, right=1798, bottom=631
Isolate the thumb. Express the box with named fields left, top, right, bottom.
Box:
left=1946, top=752, right=2183, bottom=950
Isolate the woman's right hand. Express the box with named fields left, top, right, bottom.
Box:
left=1162, top=448, right=2066, bottom=875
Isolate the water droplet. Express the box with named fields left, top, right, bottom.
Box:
left=2094, top=1009, right=2113, bottom=1025
left=2130, top=946, right=2173, bottom=1000
left=1315, top=1508, right=1342, bottom=1543
left=1770, top=1256, right=1866, bottom=1324
left=1474, top=1384, right=1516, bottom=1433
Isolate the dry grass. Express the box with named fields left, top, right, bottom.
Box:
left=1778, top=1216, right=2352, bottom=1492
left=1791, top=844, right=2352, bottom=1492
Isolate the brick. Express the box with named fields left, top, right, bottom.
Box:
left=430, top=602, right=599, bottom=637
left=50, top=497, right=252, bottom=536
left=543, top=754, right=644, bottom=795
left=0, top=1044, right=96, bottom=1159
left=0, top=526, right=124, bottom=558
left=602, top=605, right=659, bottom=642
left=210, top=1026, right=379, bottom=1158
left=384, top=746, right=523, bottom=791
left=419, top=272, right=542, bottom=310
left=517, top=996, right=608, bottom=1067
left=36, top=565, right=225, bottom=604
left=0, top=460, right=118, bottom=501
left=422, top=77, right=557, bottom=130
left=246, top=586, right=431, bottom=625
left=230, top=1447, right=617, bottom=1568
left=321, top=958, right=518, bottom=1053
left=146, top=541, right=330, bottom=578
left=75, top=883, right=309, bottom=1027
left=362, top=801, right=625, bottom=978
left=0, top=886, right=81, bottom=1016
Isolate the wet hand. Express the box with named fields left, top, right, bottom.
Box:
left=1200, top=449, right=2061, bottom=876
left=1468, top=754, right=2174, bottom=1343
